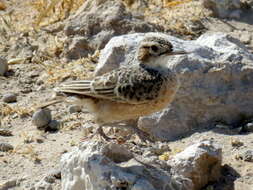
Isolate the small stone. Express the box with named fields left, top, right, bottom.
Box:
left=0, top=142, right=14, bottom=152
left=245, top=122, right=253, bottom=132
left=68, top=105, right=82, bottom=113
left=32, top=108, right=52, bottom=129
left=36, top=138, right=44, bottom=143
left=243, top=150, right=253, bottom=162
left=47, top=120, right=60, bottom=131
left=158, top=151, right=171, bottom=161
left=231, top=139, right=244, bottom=148
left=47, top=169, right=61, bottom=179
left=0, top=57, right=8, bottom=76
left=2, top=93, right=17, bottom=103
left=0, top=129, right=13, bottom=136
left=44, top=175, right=55, bottom=184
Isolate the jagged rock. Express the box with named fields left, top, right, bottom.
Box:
left=61, top=141, right=194, bottom=190
left=169, top=141, right=222, bottom=190
left=96, top=32, right=253, bottom=141
left=63, top=0, right=162, bottom=60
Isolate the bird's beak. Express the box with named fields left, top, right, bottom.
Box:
left=168, top=50, right=189, bottom=56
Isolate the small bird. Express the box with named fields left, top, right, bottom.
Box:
left=53, top=35, right=188, bottom=141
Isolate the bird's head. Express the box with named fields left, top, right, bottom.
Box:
left=137, top=36, right=187, bottom=68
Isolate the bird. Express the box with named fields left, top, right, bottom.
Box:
left=51, top=35, right=188, bottom=142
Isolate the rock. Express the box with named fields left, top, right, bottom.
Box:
left=0, top=57, right=8, bottom=76
left=242, top=150, right=253, bottom=162
left=31, top=177, right=53, bottom=190
left=0, top=142, right=14, bottom=152
left=2, top=93, right=17, bottom=103
left=47, top=120, right=60, bottom=131
left=63, top=0, right=162, bottom=60
left=202, top=0, right=241, bottom=18
left=229, top=9, right=242, bottom=19
left=244, top=122, right=253, bottom=132
left=0, top=129, right=13, bottom=136
left=47, top=169, right=61, bottom=180
left=32, top=108, right=52, bottom=129
left=0, top=178, right=18, bottom=190
left=95, top=33, right=145, bottom=76
left=231, top=139, right=244, bottom=147
left=97, top=32, right=253, bottom=140
left=168, top=140, right=222, bottom=190
left=61, top=141, right=193, bottom=190
left=68, top=105, right=82, bottom=113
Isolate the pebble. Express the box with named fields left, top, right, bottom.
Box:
left=2, top=93, right=17, bottom=103
left=36, top=138, right=44, bottom=143
left=0, top=129, right=13, bottom=136
left=245, top=122, right=253, bottom=132
left=243, top=150, right=253, bottom=162
left=0, top=142, right=14, bottom=152
left=0, top=57, right=8, bottom=76
left=47, top=169, right=61, bottom=179
left=68, top=105, right=82, bottom=113
left=32, top=108, right=52, bottom=129
left=231, top=139, right=244, bottom=148
left=47, top=120, right=60, bottom=131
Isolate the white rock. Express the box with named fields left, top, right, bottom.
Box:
left=0, top=57, right=8, bottom=76
left=169, top=140, right=222, bottom=190
left=61, top=141, right=193, bottom=190
left=97, top=32, right=253, bottom=140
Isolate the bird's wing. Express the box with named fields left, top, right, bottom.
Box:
left=54, top=66, right=162, bottom=104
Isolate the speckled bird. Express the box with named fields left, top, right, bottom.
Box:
left=54, top=35, right=188, bottom=141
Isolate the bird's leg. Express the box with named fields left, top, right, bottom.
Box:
left=122, top=120, right=155, bottom=143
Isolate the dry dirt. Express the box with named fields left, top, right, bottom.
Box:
left=0, top=0, right=253, bottom=190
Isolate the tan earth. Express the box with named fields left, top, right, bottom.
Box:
left=0, top=0, right=253, bottom=189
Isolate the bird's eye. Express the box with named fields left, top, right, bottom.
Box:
left=151, top=45, right=158, bottom=52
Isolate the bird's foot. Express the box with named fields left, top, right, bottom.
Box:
left=129, top=127, right=155, bottom=143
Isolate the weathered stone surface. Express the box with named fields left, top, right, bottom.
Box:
left=169, top=141, right=222, bottom=190
left=61, top=141, right=195, bottom=190
left=97, top=32, right=253, bottom=141
left=202, top=0, right=241, bottom=18
left=61, top=140, right=222, bottom=190
left=63, top=0, right=162, bottom=60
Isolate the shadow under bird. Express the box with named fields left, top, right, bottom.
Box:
left=50, top=35, right=189, bottom=142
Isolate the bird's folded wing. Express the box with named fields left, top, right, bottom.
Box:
left=54, top=67, right=158, bottom=104
left=54, top=70, right=125, bottom=101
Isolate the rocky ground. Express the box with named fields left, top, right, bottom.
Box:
left=0, top=0, right=253, bottom=190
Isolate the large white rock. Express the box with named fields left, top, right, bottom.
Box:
left=61, top=141, right=193, bottom=190
left=96, top=32, right=253, bottom=141
left=61, top=140, right=221, bottom=190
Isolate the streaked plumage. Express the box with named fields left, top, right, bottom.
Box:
left=53, top=35, right=187, bottom=141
